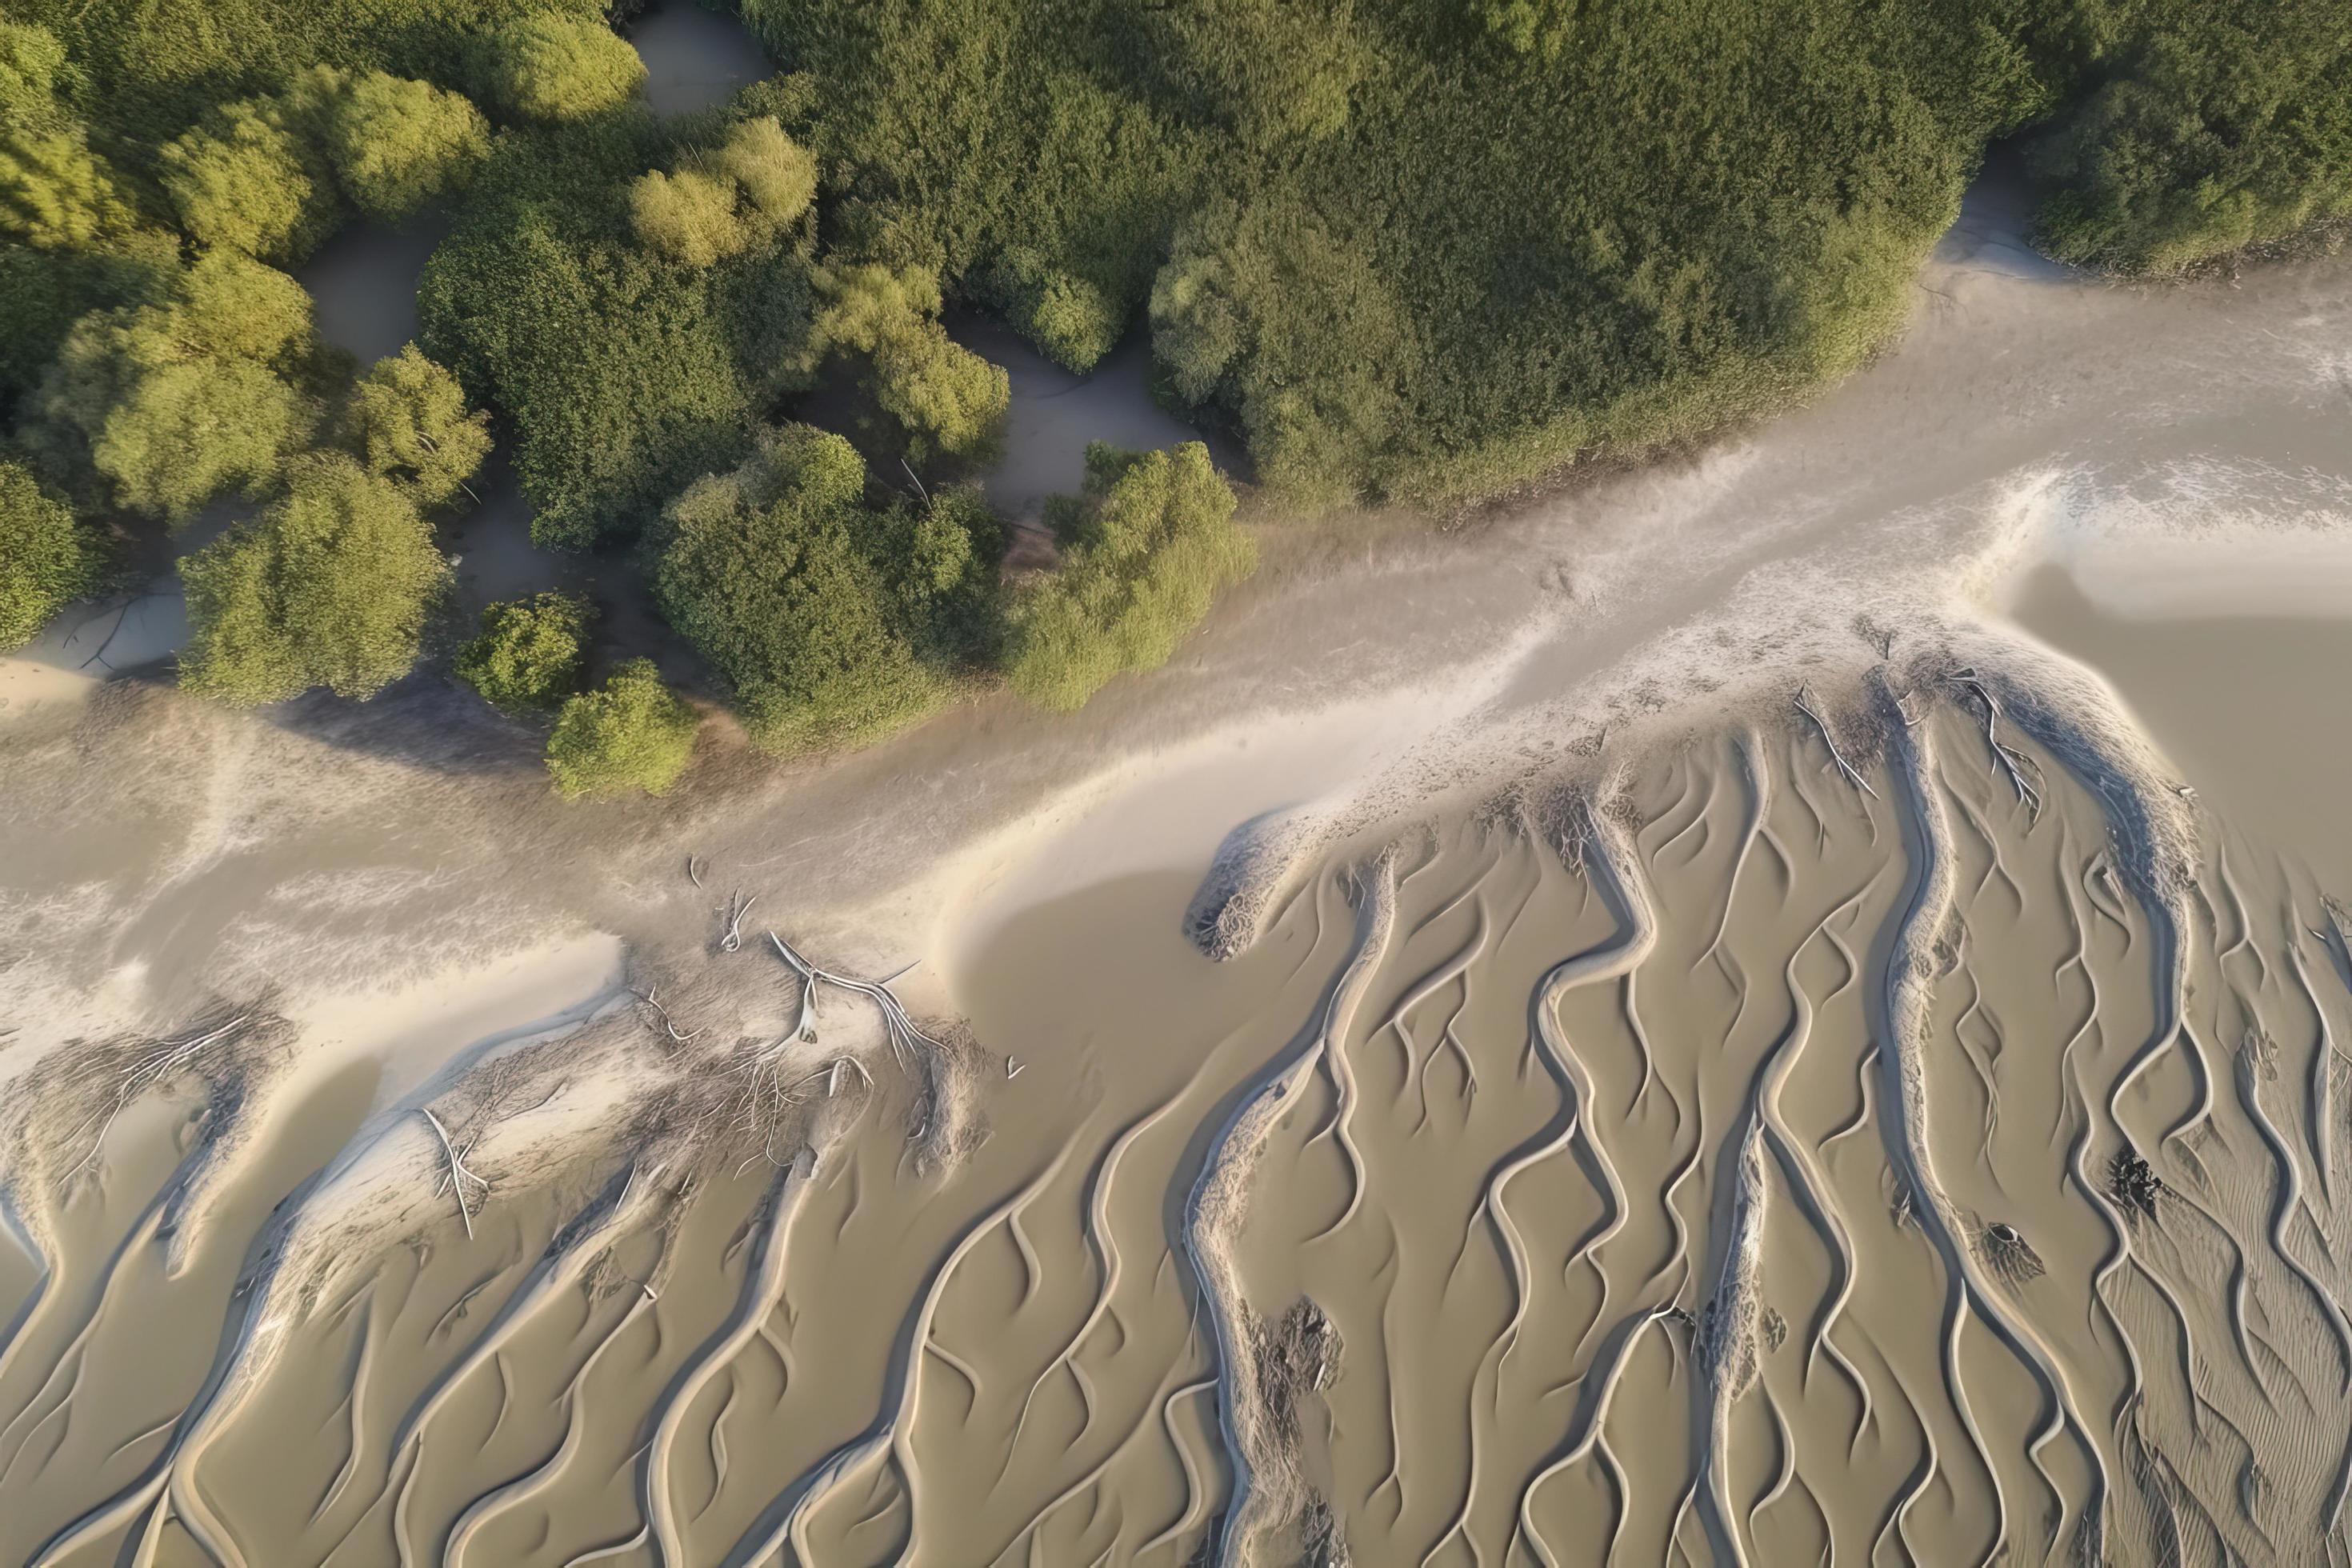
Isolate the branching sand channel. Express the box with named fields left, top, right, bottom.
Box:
left=6, top=654, right=2352, bottom=1563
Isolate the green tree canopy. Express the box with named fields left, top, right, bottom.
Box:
left=178, top=453, right=450, bottom=705
left=0, top=460, right=98, bottom=650
left=630, top=167, right=748, bottom=269
left=1006, top=442, right=1254, bottom=712
left=0, top=130, right=137, bottom=252
left=811, top=262, right=1008, bottom=463
left=628, top=117, right=818, bottom=267
left=419, top=112, right=817, bottom=548
left=653, top=423, right=962, bottom=753
left=454, top=590, right=591, bottom=714
left=478, top=14, right=646, bottom=124
left=337, top=343, right=491, bottom=506
left=546, top=657, right=698, bottom=798
left=710, top=116, right=817, bottom=230
left=326, top=71, right=492, bottom=223
left=158, top=99, right=334, bottom=262
left=2029, top=0, right=2352, bottom=271
left=30, top=251, right=324, bottom=521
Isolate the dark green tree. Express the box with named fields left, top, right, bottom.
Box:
left=652, top=424, right=970, bottom=753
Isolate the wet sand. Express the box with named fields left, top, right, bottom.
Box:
left=6, top=107, right=2352, bottom=1568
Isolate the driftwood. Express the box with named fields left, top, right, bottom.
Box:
left=721, top=892, right=758, bottom=954
left=1794, top=686, right=1878, bottom=801
left=65, top=1013, right=251, bottom=1182
left=629, top=986, right=701, bottom=1046
left=1952, top=670, right=2044, bottom=817
left=419, top=1108, right=488, bottom=1240
left=766, top=933, right=946, bottom=1074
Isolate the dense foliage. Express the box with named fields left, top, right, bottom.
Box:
left=336, top=344, right=493, bottom=507
left=748, top=0, right=2352, bottom=500
left=0, top=458, right=97, bottom=649
left=2026, top=0, right=2352, bottom=270
left=2, top=0, right=2349, bottom=789
left=177, top=453, right=450, bottom=704
left=418, top=103, right=819, bottom=549
left=546, top=657, right=698, bottom=798
left=23, top=250, right=329, bottom=522
left=454, top=590, right=592, bottom=714
left=651, top=422, right=1001, bottom=753
left=1006, top=442, right=1251, bottom=711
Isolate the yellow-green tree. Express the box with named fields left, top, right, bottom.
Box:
left=32, top=252, right=322, bottom=521
left=1006, top=442, right=1254, bottom=712
left=546, top=658, right=698, bottom=798
left=0, top=460, right=98, bottom=650
left=178, top=454, right=450, bottom=705
left=337, top=344, right=491, bottom=506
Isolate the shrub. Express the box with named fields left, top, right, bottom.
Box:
left=337, top=344, right=492, bottom=506
left=546, top=658, right=697, bottom=798
left=178, top=454, right=450, bottom=705
left=630, top=118, right=818, bottom=266
left=327, top=72, right=492, bottom=223
left=0, top=130, right=136, bottom=251
left=1006, top=442, right=1254, bottom=712
left=630, top=167, right=749, bottom=267
left=710, top=117, right=816, bottom=229
left=454, top=590, right=592, bottom=713
left=0, top=461, right=98, bottom=650
left=480, top=14, right=646, bottom=123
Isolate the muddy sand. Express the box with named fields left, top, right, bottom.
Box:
left=6, top=136, right=2352, bottom=1568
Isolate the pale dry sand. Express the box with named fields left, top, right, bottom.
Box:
left=5, top=164, right=2352, bottom=1566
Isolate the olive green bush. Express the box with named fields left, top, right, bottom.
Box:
left=651, top=423, right=993, bottom=754
left=337, top=344, right=492, bottom=506
left=326, top=70, right=491, bottom=223
left=454, top=590, right=591, bottom=713
left=546, top=658, right=697, bottom=798
left=478, top=12, right=646, bottom=124
left=178, top=453, right=450, bottom=705
left=28, top=250, right=326, bottom=521
left=630, top=117, right=816, bottom=268
left=0, top=459, right=97, bottom=650
left=1006, top=442, right=1254, bottom=712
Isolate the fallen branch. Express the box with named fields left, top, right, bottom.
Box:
left=1952, top=670, right=2043, bottom=817
left=629, top=986, right=701, bottom=1046
left=687, top=856, right=706, bottom=890
left=721, top=892, right=757, bottom=954
left=1794, top=686, right=1879, bottom=801
left=767, top=933, right=946, bottom=1074
left=419, top=1108, right=487, bottom=1240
